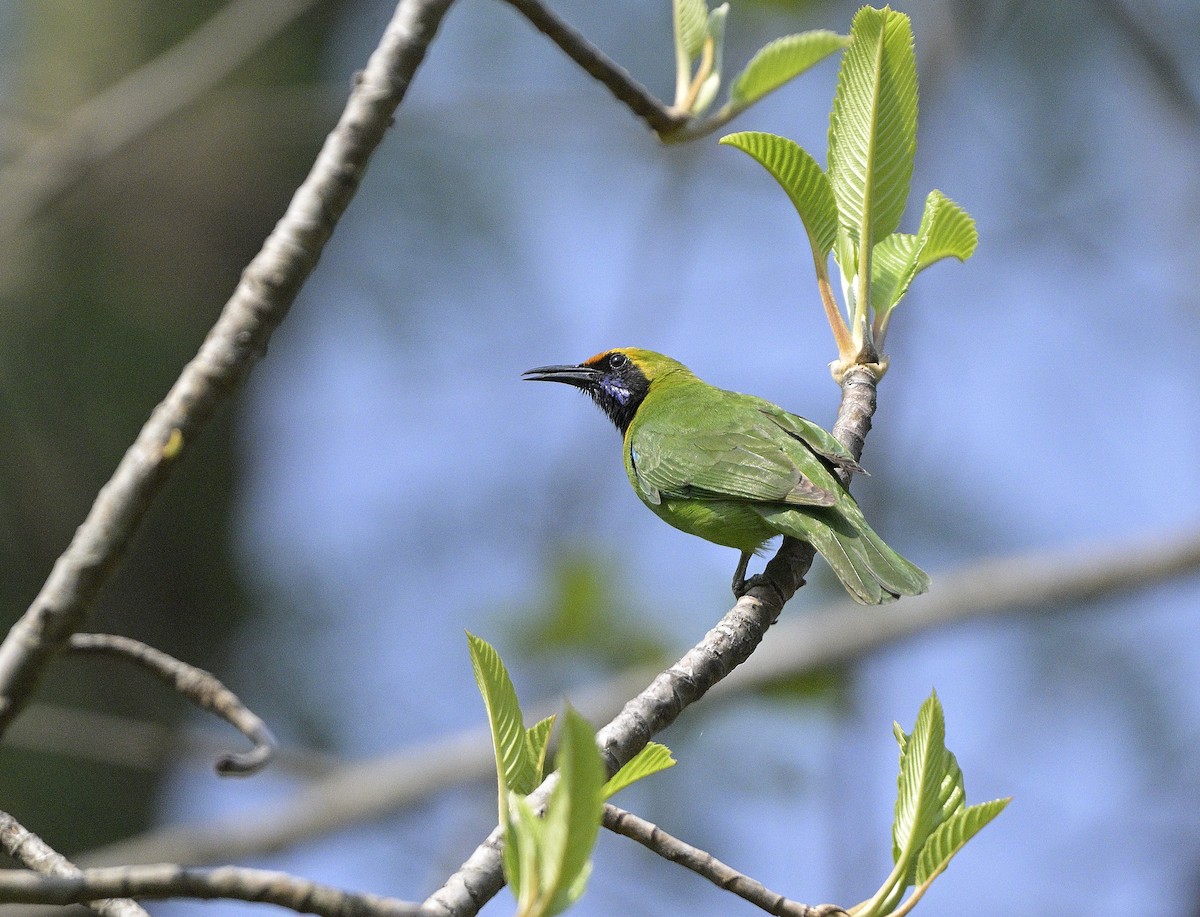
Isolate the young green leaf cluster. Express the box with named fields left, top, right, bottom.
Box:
left=466, top=633, right=676, bottom=917
left=667, top=0, right=849, bottom=140
left=722, top=6, right=978, bottom=379
left=851, top=691, right=1010, bottom=917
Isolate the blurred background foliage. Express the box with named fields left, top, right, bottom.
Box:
left=0, top=0, right=1198, bottom=915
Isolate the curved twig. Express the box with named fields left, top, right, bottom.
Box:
left=0, top=862, right=433, bottom=917
left=422, top=366, right=881, bottom=916
left=499, top=0, right=686, bottom=136
left=603, top=803, right=847, bottom=917
left=66, top=633, right=275, bottom=775
left=0, top=810, right=148, bottom=917
left=0, top=0, right=458, bottom=737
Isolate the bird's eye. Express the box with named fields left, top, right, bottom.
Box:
left=608, top=353, right=629, bottom=369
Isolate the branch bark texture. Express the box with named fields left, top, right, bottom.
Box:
left=0, top=863, right=433, bottom=917
left=66, top=633, right=276, bottom=775
left=0, top=0, right=457, bottom=736
left=0, top=810, right=148, bottom=917
left=500, top=0, right=685, bottom=135
left=603, top=804, right=846, bottom=917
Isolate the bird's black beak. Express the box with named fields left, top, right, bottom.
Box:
left=522, top=364, right=601, bottom=388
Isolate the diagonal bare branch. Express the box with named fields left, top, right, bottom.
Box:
left=499, top=0, right=685, bottom=136
left=66, top=633, right=276, bottom=775
left=603, top=803, right=847, bottom=917
left=0, top=0, right=457, bottom=738
left=0, top=810, right=148, bottom=917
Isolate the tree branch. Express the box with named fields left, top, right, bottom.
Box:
left=65, top=633, right=276, bottom=775
left=421, top=365, right=881, bottom=917
left=0, top=810, right=148, bottom=917
left=499, top=0, right=685, bottom=136
left=0, top=0, right=323, bottom=244
left=77, top=525, right=1200, bottom=869
left=0, top=862, right=433, bottom=917
left=602, top=803, right=846, bottom=917
left=0, top=0, right=458, bottom=737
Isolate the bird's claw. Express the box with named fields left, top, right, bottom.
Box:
left=733, top=572, right=768, bottom=599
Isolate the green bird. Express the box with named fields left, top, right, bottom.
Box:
left=523, top=348, right=929, bottom=605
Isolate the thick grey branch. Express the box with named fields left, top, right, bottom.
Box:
left=66, top=633, right=276, bottom=775
left=421, top=366, right=880, bottom=916
left=0, top=863, right=433, bottom=917
left=0, top=810, right=148, bottom=917
left=0, top=0, right=457, bottom=736
left=499, top=0, right=685, bottom=136
left=603, top=804, right=846, bottom=917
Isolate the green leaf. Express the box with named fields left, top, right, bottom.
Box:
left=542, top=707, right=605, bottom=915
left=730, top=30, right=849, bottom=110
left=674, top=0, right=709, bottom=64
left=916, top=798, right=1011, bottom=885
left=506, top=791, right=544, bottom=914
left=720, top=131, right=838, bottom=261
left=870, top=231, right=918, bottom=313
left=602, top=742, right=677, bottom=799
left=914, top=189, right=978, bottom=270
left=871, top=190, right=978, bottom=320
left=892, top=691, right=964, bottom=878
left=674, top=0, right=708, bottom=108
left=828, top=6, right=918, bottom=252
left=690, top=4, right=728, bottom=116
left=467, top=632, right=535, bottom=803
left=526, top=715, right=557, bottom=787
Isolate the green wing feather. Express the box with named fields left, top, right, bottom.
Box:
left=624, top=378, right=929, bottom=605
left=629, top=389, right=843, bottom=507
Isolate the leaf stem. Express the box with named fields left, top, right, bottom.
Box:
left=678, top=34, right=715, bottom=114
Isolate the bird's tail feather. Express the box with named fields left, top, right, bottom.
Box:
left=752, top=506, right=929, bottom=606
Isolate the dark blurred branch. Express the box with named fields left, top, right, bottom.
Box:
left=0, top=810, right=148, bottom=917
left=78, top=524, right=1200, bottom=869
left=0, top=0, right=457, bottom=736
left=66, top=633, right=276, bottom=775
left=602, top=804, right=846, bottom=917
left=498, top=0, right=686, bottom=136
left=422, top=366, right=881, bottom=917
left=1095, top=0, right=1200, bottom=126
left=8, top=701, right=339, bottom=777
left=0, top=862, right=433, bottom=917
left=0, top=0, right=323, bottom=243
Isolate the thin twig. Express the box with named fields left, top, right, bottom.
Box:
left=0, top=810, right=148, bottom=917
left=421, top=366, right=881, bottom=917
left=603, top=803, right=847, bottom=917
left=65, top=633, right=276, bottom=775
left=0, top=0, right=323, bottom=243
left=0, top=863, right=434, bottom=917
left=77, top=525, right=1200, bottom=869
left=0, top=0, right=458, bottom=738
left=499, top=0, right=685, bottom=136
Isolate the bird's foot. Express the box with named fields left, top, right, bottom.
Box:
left=734, top=572, right=770, bottom=599
left=731, top=551, right=753, bottom=598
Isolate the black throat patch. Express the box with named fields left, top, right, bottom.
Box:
left=587, top=360, right=650, bottom=435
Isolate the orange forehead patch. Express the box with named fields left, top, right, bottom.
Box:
left=582, top=351, right=612, bottom=367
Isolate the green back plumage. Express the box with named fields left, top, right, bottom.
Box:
left=615, top=349, right=928, bottom=605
